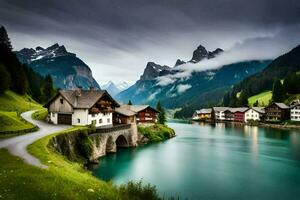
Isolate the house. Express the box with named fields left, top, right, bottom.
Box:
left=114, top=105, right=158, bottom=124
left=198, top=108, right=212, bottom=121
left=244, top=107, right=265, bottom=122
left=44, top=89, right=119, bottom=127
left=290, top=101, right=300, bottom=121
left=224, top=108, right=235, bottom=121
left=234, top=108, right=249, bottom=122
left=264, top=102, right=290, bottom=122
left=192, top=110, right=200, bottom=120
left=114, top=105, right=137, bottom=124
left=212, top=107, right=229, bottom=121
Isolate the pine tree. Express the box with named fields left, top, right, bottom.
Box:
left=0, top=26, right=12, bottom=51
left=223, top=91, right=230, bottom=106
left=156, top=101, right=166, bottom=125
left=272, top=79, right=285, bottom=102
left=13, top=65, right=28, bottom=95
left=128, top=100, right=132, bottom=105
left=42, top=74, right=55, bottom=101
left=253, top=100, right=259, bottom=107
left=238, top=90, right=249, bottom=107
left=0, top=64, right=10, bottom=94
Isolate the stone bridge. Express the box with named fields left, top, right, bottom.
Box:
left=89, top=123, right=139, bottom=161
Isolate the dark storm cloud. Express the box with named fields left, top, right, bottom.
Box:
left=0, top=0, right=299, bottom=84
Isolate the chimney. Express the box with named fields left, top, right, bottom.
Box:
left=74, top=87, right=82, bottom=106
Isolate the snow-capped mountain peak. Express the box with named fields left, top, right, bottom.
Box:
left=102, top=81, right=131, bottom=97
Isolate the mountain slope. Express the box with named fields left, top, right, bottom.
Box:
left=16, top=44, right=100, bottom=90
left=228, top=45, right=300, bottom=99
left=116, top=45, right=271, bottom=117
left=101, top=81, right=130, bottom=97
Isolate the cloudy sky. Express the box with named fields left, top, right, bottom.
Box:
left=0, top=0, right=299, bottom=85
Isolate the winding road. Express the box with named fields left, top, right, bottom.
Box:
left=0, top=111, right=71, bottom=168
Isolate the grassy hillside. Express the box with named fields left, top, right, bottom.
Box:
left=248, top=91, right=272, bottom=106
left=0, top=127, right=161, bottom=200
left=0, top=90, right=42, bottom=137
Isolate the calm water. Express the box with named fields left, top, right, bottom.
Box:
left=92, top=122, right=300, bottom=200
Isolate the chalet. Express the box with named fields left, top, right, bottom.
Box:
left=244, top=107, right=265, bottom=122
left=212, top=107, right=229, bottom=121
left=234, top=108, right=249, bottom=122
left=290, top=101, right=300, bottom=121
left=114, top=105, right=158, bottom=124
left=198, top=108, right=212, bottom=120
left=265, top=103, right=290, bottom=122
left=192, top=110, right=201, bottom=120
left=44, top=89, right=119, bottom=127
left=224, top=108, right=235, bottom=121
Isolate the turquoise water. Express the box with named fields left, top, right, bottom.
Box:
left=92, top=122, right=300, bottom=199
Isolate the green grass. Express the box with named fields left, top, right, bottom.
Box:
left=32, top=108, right=48, bottom=120
left=0, top=127, right=161, bottom=200
left=0, top=90, right=42, bottom=113
left=248, top=91, right=272, bottom=106
left=0, top=91, right=42, bottom=137
left=285, top=93, right=300, bottom=105
left=0, top=111, right=37, bottom=138
left=138, top=124, right=176, bottom=142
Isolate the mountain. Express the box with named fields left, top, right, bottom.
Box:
left=116, top=45, right=271, bottom=117
left=225, top=45, right=300, bottom=106
left=16, top=44, right=100, bottom=90
left=101, top=81, right=130, bottom=97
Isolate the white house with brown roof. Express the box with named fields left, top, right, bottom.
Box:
left=290, top=101, right=300, bottom=121
left=244, top=107, right=265, bottom=122
left=44, top=89, right=119, bottom=127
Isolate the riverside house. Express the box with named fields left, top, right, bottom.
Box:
left=44, top=89, right=119, bottom=127
left=193, top=108, right=212, bottom=121
left=212, top=107, right=229, bottom=121
left=114, top=105, right=158, bottom=124
left=234, top=108, right=249, bottom=122
left=244, top=107, right=265, bottom=122
left=290, top=101, right=300, bottom=122
left=264, top=102, right=290, bottom=122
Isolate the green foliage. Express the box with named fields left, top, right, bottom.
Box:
left=248, top=91, right=272, bottom=107
left=138, top=124, right=175, bottom=142
left=156, top=101, right=166, bottom=125
left=31, top=108, right=48, bottom=120
left=223, top=91, right=230, bottom=106
left=272, top=79, right=285, bottom=102
left=0, top=64, right=10, bottom=94
left=128, top=100, right=132, bottom=105
left=76, top=130, right=94, bottom=159
left=283, top=72, right=300, bottom=94
left=119, top=180, right=160, bottom=200
left=236, top=89, right=249, bottom=107
left=41, top=74, right=55, bottom=102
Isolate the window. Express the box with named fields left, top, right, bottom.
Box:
left=60, top=98, right=63, bottom=104
left=107, top=118, right=110, bottom=123
left=77, top=118, right=80, bottom=123
left=52, top=112, right=55, bottom=117
left=99, top=119, right=102, bottom=124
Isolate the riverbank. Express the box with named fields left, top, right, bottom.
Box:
left=192, top=119, right=300, bottom=131
left=0, top=126, right=162, bottom=200
left=138, top=124, right=176, bottom=143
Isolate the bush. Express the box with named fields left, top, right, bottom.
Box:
left=138, top=124, right=175, bottom=143
left=119, top=180, right=161, bottom=200
left=76, top=130, right=94, bottom=159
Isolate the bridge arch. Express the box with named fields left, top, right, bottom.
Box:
left=115, top=135, right=129, bottom=148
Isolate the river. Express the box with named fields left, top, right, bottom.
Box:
left=92, top=122, right=300, bottom=200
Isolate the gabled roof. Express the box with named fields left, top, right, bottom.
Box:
left=198, top=108, right=212, bottom=114
left=44, top=89, right=119, bottom=109
left=267, top=102, right=289, bottom=109
left=251, top=107, right=265, bottom=114
left=290, top=102, right=300, bottom=108
left=213, top=107, right=230, bottom=112
left=115, top=104, right=158, bottom=117
left=224, top=107, right=249, bottom=113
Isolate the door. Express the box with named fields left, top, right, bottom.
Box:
left=57, top=114, right=72, bottom=125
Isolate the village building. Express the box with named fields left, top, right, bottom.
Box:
left=198, top=108, right=212, bottom=121
left=264, top=102, right=290, bottom=122
left=44, top=89, right=119, bottom=127
left=290, top=101, right=300, bottom=121
left=224, top=108, right=235, bottom=121
left=234, top=108, right=249, bottom=122
left=212, top=107, right=229, bottom=121
left=244, top=107, right=265, bottom=122
left=192, top=110, right=200, bottom=120
left=114, top=105, right=158, bottom=124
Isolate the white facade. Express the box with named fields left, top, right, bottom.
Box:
left=244, top=109, right=260, bottom=122
left=49, top=109, right=113, bottom=127
left=291, top=105, right=300, bottom=121
left=215, top=111, right=226, bottom=120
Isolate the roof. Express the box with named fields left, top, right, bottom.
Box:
left=44, top=89, right=119, bottom=109
left=213, top=107, right=230, bottom=112
left=198, top=108, right=212, bottom=114
left=224, top=107, right=249, bottom=113
left=267, top=102, right=289, bottom=109
left=115, top=104, right=158, bottom=116
left=290, top=102, right=300, bottom=108
left=251, top=107, right=265, bottom=114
